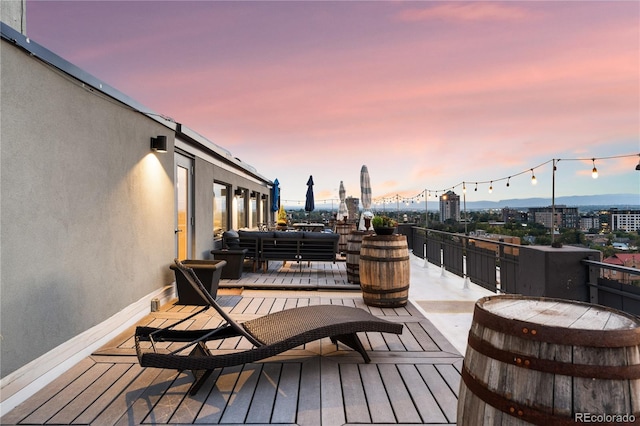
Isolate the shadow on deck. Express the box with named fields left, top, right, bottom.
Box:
left=2, top=290, right=463, bottom=425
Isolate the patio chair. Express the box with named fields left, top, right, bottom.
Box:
left=135, top=259, right=404, bottom=394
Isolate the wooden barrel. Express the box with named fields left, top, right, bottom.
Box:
left=458, top=295, right=640, bottom=425
left=336, top=223, right=356, bottom=255
left=359, top=234, right=410, bottom=307
left=346, top=230, right=373, bottom=284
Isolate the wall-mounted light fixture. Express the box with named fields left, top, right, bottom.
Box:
left=261, top=194, right=268, bottom=200
left=234, top=188, right=243, bottom=197
left=250, top=191, right=257, bottom=199
left=150, top=135, right=167, bottom=152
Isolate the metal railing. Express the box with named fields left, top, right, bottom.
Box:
left=409, top=226, right=640, bottom=317
left=582, top=259, right=640, bottom=316
left=410, top=227, right=520, bottom=294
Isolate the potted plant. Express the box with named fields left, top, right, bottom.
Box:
left=276, top=204, right=288, bottom=230
left=371, top=215, right=398, bottom=235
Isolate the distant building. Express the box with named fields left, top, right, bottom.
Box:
left=602, top=253, right=640, bottom=285
left=528, top=205, right=579, bottom=230
left=502, top=207, right=528, bottom=223
left=345, top=196, right=360, bottom=221
left=610, top=209, right=640, bottom=232
left=439, top=191, right=460, bottom=222
left=580, top=215, right=601, bottom=232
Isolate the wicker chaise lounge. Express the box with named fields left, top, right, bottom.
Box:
left=135, top=259, right=404, bottom=394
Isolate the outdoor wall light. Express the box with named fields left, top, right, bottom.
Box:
left=150, top=135, right=167, bottom=152
left=261, top=194, right=268, bottom=200
left=234, top=188, right=243, bottom=197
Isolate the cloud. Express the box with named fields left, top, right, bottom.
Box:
left=396, top=2, right=529, bottom=23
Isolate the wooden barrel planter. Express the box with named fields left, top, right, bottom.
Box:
left=359, top=234, right=410, bottom=307
left=346, top=230, right=373, bottom=284
left=458, top=295, right=640, bottom=425
left=336, top=222, right=356, bottom=255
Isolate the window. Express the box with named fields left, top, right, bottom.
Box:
left=250, top=192, right=258, bottom=228
left=262, top=196, right=270, bottom=227
left=236, top=188, right=246, bottom=228
left=213, top=182, right=228, bottom=237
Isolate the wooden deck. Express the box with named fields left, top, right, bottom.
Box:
left=2, top=261, right=465, bottom=425
left=218, top=257, right=360, bottom=290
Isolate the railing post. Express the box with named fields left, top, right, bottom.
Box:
left=463, top=237, right=469, bottom=289
left=423, top=242, right=428, bottom=268
left=587, top=254, right=599, bottom=305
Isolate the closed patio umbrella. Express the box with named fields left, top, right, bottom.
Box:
left=271, top=178, right=280, bottom=212
left=338, top=181, right=347, bottom=220
left=359, top=165, right=373, bottom=230
left=305, top=175, right=315, bottom=213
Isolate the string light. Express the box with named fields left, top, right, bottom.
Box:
left=360, top=153, right=637, bottom=206
left=463, top=182, right=466, bottom=194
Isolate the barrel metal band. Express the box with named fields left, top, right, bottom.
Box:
left=360, top=285, right=410, bottom=295
left=467, top=332, right=640, bottom=380
left=460, top=366, right=626, bottom=426
left=472, top=304, right=640, bottom=347
left=359, top=255, right=410, bottom=262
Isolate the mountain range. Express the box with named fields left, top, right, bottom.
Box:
left=456, top=193, right=639, bottom=210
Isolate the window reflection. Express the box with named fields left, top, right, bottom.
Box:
left=213, top=182, right=228, bottom=238
left=250, top=193, right=257, bottom=228
left=236, top=188, right=246, bottom=228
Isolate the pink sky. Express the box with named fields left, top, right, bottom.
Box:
left=26, top=1, right=639, bottom=206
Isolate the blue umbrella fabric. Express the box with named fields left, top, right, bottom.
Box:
left=305, top=175, right=315, bottom=212
left=271, top=178, right=280, bottom=212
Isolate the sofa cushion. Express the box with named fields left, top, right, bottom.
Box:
left=303, top=231, right=339, bottom=240
left=223, top=230, right=240, bottom=249
left=238, top=230, right=274, bottom=240
left=274, top=231, right=302, bottom=239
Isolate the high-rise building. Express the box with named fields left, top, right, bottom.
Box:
left=610, top=209, right=640, bottom=232
left=528, top=205, right=579, bottom=229
left=439, top=191, right=460, bottom=222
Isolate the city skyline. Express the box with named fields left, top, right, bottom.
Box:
left=25, top=1, right=639, bottom=203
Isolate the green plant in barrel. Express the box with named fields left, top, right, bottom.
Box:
left=371, top=215, right=397, bottom=228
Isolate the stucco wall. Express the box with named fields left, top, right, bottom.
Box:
left=1, top=41, right=175, bottom=377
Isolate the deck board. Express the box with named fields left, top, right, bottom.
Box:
left=2, top=283, right=464, bottom=425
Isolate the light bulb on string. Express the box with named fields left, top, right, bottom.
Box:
left=489, top=181, right=493, bottom=193
left=463, top=183, right=466, bottom=194
left=506, top=177, right=510, bottom=187
left=591, top=158, right=598, bottom=179
left=474, top=183, right=478, bottom=192
left=530, top=169, right=537, bottom=185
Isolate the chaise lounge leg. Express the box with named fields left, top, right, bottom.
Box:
left=332, top=333, right=371, bottom=363
left=189, top=342, right=215, bottom=395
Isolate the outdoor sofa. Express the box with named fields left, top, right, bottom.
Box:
left=222, top=229, right=339, bottom=272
